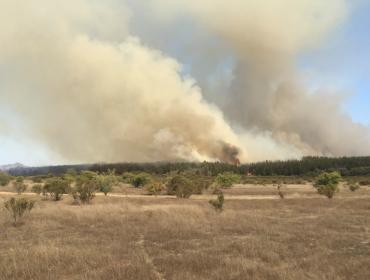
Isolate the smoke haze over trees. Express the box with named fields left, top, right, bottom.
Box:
left=0, top=0, right=369, bottom=165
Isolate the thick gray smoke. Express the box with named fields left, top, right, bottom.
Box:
left=0, top=0, right=369, bottom=165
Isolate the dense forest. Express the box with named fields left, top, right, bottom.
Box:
left=7, top=164, right=92, bottom=176
left=6, top=156, right=370, bottom=177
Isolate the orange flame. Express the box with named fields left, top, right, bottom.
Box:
left=236, top=160, right=241, bottom=168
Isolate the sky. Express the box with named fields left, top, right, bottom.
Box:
left=298, top=2, right=370, bottom=125
left=0, top=0, right=369, bottom=166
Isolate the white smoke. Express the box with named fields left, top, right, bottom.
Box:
left=0, top=0, right=369, bottom=165
left=0, top=0, right=246, bottom=164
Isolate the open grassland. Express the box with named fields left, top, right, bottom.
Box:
left=1, top=184, right=370, bottom=279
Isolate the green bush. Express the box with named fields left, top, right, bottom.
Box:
left=315, top=172, right=341, bottom=187
left=31, top=184, right=43, bottom=195
left=0, top=171, right=10, bottom=186
left=43, top=180, right=70, bottom=201
left=209, top=194, right=224, bottom=212
left=132, top=173, right=151, bottom=188
left=97, top=169, right=117, bottom=195
left=349, top=183, right=360, bottom=192
left=359, top=180, right=370, bottom=186
left=121, top=172, right=135, bottom=183
left=31, top=176, right=43, bottom=183
left=192, top=178, right=212, bottom=195
left=315, top=172, right=341, bottom=199
left=4, top=197, right=35, bottom=226
left=215, top=172, right=240, bottom=189
left=317, top=184, right=339, bottom=199
left=167, top=175, right=195, bottom=198
left=13, top=182, right=27, bottom=195
left=69, top=178, right=97, bottom=204
left=16, top=176, right=24, bottom=183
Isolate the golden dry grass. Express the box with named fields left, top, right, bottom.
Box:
left=1, top=183, right=370, bottom=279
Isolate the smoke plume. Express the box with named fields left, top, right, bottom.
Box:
left=0, top=0, right=247, bottom=164
left=147, top=0, right=370, bottom=157
left=0, top=0, right=369, bottom=165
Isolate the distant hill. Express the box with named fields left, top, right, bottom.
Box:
left=0, top=162, right=28, bottom=172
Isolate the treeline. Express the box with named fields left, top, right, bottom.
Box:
left=248, top=156, right=370, bottom=176
left=6, top=156, right=370, bottom=177
left=7, top=164, right=92, bottom=176
left=89, top=161, right=246, bottom=176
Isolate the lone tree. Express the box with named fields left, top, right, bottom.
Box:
left=4, top=197, right=35, bottom=226
left=167, top=175, right=195, bottom=198
left=43, top=180, right=70, bottom=201
left=97, top=169, right=117, bottom=196
left=13, top=181, right=27, bottom=195
left=0, top=171, right=10, bottom=186
left=132, top=173, right=151, bottom=188
left=314, top=172, right=341, bottom=199
left=209, top=194, right=225, bottom=212
left=69, top=178, right=97, bottom=204
left=215, top=172, right=240, bottom=189
left=31, top=184, right=43, bottom=195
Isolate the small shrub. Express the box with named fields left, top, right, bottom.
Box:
left=31, top=176, right=43, bottom=183
left=209, top=194, right=224, bottom=212
left=359, top=180, right=370, bottom=186
left=31, top=184, right=43, bottom=195
left=69, top=179, right=97, bottom=204
left=277, top=184, right=284, bottom=198
left=215, top=172, right=240, bottom=189
left=4, top=197, right=35, bottom=226
left=131, top=173, right=151, bottom=188
left=315, top=172, right=341, bottom=199
left=317, top=184, right=339, bottom=199
left=48, top=173, right=54, bottom=178
left=192, top=179, right=212, bottom=195
left=167, top=175, right=195, bottom=198
left=16, top=176, right=24, bottom=183
left=121, top=172, right=135, bottom=183
left=315, top=172, right=341, bottom=187
left=13, top=181, right=27, bottom=194
left=278, top=191, right=284, bottom=199
left=349, top=183, right=360, bottom=192
left=97, top=169, right=117, bottom=195
left=0, top=171, right=11, bottom=186
left=43, top=180, right=70, bottom=201
left=146, top=182, right=165, bottom=196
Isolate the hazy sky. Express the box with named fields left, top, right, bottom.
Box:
left=0, top=1, right=369, bottom=166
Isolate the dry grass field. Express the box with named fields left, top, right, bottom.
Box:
left=1, top=182, right=370, bottom=279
